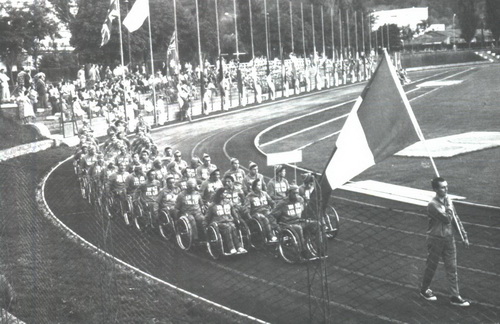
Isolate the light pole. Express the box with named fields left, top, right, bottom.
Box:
left=452, top=13, right=456, bottom=50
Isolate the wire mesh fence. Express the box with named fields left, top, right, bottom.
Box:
left=1, top=145, right=499, bottom=323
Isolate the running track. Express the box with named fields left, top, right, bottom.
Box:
left=44, top=65, right=500, bottom=323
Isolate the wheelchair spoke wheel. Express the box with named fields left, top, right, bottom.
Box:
left=176, top=216, right=193, bottom=251
left=104, top=196, right=114, bottom=219
left=248, top=218, right=265, bottom=250
left=134, top=204, right=148, bottom=232
left=206, top=225, right=223, bottom=260
left=158, top=210, right=175, bottom=241
left=278, top=228, right=301, bottom=264
left=325, top=205, right=340, bottom=239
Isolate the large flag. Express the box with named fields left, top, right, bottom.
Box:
left=100, top=0, right=119, bottom=47
left=315, top=49, right=425, bottom=208
left=123, top=0, right=149, bottom=33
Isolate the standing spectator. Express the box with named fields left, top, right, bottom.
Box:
left=420, top=177, right=470, bottom=306
left=77, top=65, right=86, bottom=90
left=48, top=83, right=61, bottom=115
left=35, top=72, right=49, bottom=111
left=0, top=69, right=10, bottom=102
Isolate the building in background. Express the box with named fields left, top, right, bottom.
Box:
left=370, top=7, right=428, bottom=32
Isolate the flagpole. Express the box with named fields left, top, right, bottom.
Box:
left=289, top=1, right=294, bottom=53
left=116, top=0, right=128, bottom=129
left=277, top=0, right=283, bottom=98
left=301, top=2, right=306, bottom=64
left=146, top=0, right=157, bottom=125
left=354, top=11, right=358, bottom=58
left=368, top=12, right=372, bottom=54
left=321, top=6, right=325, bottom=56
left=173, top=0, right=179, bottom=70
left=215, top=0, right=221, bottom=57
left=311, top=4, right=316, bottom=56
left=233, top=0, right=241, bottom=106
left=264, top=0, right=270, bottom=70
left=196, top=0, right=204, bottom=115
left=330, top=6, right=334, bottom=61
left=249, top=0, right=254, bottom=59
left=339, top=9, right=343, bottom=60
left=361, top=12, right=365, bottom=55
left=346, top=9, right=350, bottom=58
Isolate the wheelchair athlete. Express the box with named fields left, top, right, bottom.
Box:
left=107, top=162, right=130, bottom=214
left=174, top=178, right=207, bottom=241
left=268, top=185, right=319, bottom=257
left=158, top=175, right=180, bottom=220
left=136, top=169, right=162, bottom=227
left=206, top=188, right=247, bottom=254
left=244, top=178, right=278, bottom=243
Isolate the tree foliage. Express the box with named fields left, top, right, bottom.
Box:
left=457, top=0, right=479, bottom=45
left=485, top=0, right=500, bottom=45
left=0, top=3, right=59, bottom=71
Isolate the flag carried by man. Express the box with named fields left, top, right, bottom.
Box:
left=314, top=49, right=425, bottom=210
left=123, top=0, right=149, bottom=33
left=100, top=0, right=119, bottom=47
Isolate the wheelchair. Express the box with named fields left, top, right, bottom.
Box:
left=246, top=217, right=278, bottom=251
left=277, top=220, right=325, bottom=264
left=206, top=222, right=248, bottom=260
left=175, top=215, right=195, bottom=251
left=133, top=200, right=155, bottom=232
left=78, top=174, right=91, bottom=201
left=158, top=209, right=176, bottom=241
left=324, top=205, right=340, bottom=239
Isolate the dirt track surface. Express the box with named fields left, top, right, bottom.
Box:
left=43, top=66, right=500, bottom=323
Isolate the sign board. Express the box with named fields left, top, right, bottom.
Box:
left=267, top=150, right=302, bottom=166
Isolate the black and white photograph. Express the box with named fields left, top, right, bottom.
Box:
left=0, top=0, right=499, bottom=323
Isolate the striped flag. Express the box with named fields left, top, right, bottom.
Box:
left=123, top=0, right=149, bottom=33
left=317, top=49, right=424, bottom=205
left=100, top=0, right=119, bottom=47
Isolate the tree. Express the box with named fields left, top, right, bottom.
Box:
left=485, top=0, right=500, bottom=46
left=0, top=3, right=59, bottom=72
left=457, top=0, right=479, bottom=46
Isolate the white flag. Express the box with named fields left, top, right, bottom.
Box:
left=123, top=0, right=149, bottom=33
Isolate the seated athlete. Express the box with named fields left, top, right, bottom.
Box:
left=175, top=178, right=206, bottom=241
left=245, top=178, right=278, bottom=242
left=136, top=169, right=162, bottom=227
left=223, top=158, right=246, bottom=191
left=222, top=175, right=247, bottom=222
left=242, top=161, right=266, bottom=194
left=267, top=165, right=289, bottom=202
left=196, top=153, right=217, bottom=184
left=199, top=169, right=223, bottom=206
left=206, top=188, right=247, bottom=254
left=268, top=185, right=319, bottom=256
left=157, top=175, right=180, bottom=221
left=107, top=161, right=131, bottom=208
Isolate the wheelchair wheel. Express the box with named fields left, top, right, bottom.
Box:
left=134, top=204, right=147, bottom=232
left=79, top=177, right=89, bottom=199
left=158, top=210, right=175, bottom=241
left=176, top=216, right=193, bottom=251
left=237, top=221, right=252, bottom=250
left=123, top=196, right=134, bottom=226
left=103, top=196, right=114, bottom=219
left=325, top=205, right=340, bottom=239
left=278, top=228, right=301, bottom=264
left=247, top=218, right=265, bottom=250
left=206, top=225, right=223, bottom=260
